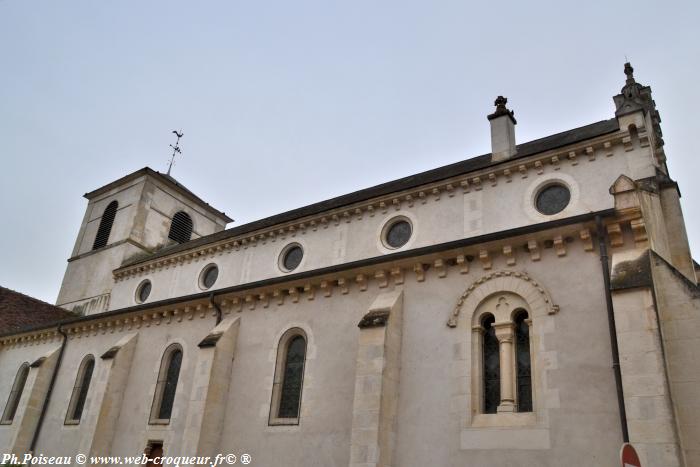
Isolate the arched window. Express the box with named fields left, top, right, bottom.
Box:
left=269, top=330, right=307, bottom=424
left=482, top=314, right=500, bottom=414
left=514, top=310, right=532, bottom=412
left=168, top=211, right=193, bottom=244
left=1, top=363, right=29, bottom=424
left=150, top=344, right=183, bottom=424
left=92, top=200, right=118, bottom=250
left=65, top=355, right=95, bottom=424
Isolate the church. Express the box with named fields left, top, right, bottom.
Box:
left=0, top=63, right=698, bottom=467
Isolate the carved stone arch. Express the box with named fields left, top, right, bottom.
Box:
left=446, top=270, right=559, bottom=328
left=471, top=292, right=530, bottom=328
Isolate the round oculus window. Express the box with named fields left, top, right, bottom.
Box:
left=384, top=219, right=412, bottom=249
left=200, top=264, right=219, bottom=290
left=281, top=244, right=303, bottom=272
left=535, top=184, right=571, bottom=215
left=136, top=280, right=151, bottom=303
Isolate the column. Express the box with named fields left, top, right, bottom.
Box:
left=494, top=323, right=515, bottom=413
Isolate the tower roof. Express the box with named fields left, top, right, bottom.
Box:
left=83, top=167, right=233, bottom=223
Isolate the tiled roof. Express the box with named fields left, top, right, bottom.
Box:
left=0, top=286, right=78, bottom=334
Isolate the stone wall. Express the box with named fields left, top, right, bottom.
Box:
left=1, top=235, right=636, bottom=467
left=652, top=253, right=700, bottom=466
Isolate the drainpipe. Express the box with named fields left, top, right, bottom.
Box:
left=596, top=215, right=629, bottom=443
left=29, top=324, right=68, bottom=458
left=209, top=292, right=222, bottom=325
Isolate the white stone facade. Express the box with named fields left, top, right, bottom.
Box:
left=1, top=64, right=699, bottom=466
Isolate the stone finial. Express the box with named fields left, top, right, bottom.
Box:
left=624, top=62, right=636, bottom=85
left=613, top=62, right=665, bottom=152
left=614, top=62, right=650, bottom=117
left=488, top=96, right=517, bottom=123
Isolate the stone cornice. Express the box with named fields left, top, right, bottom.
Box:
left=1, top=211, right=648, bottom=347
left=67, top=238, right=152, bottom=263
left=113, top=129, right=633, bottom=280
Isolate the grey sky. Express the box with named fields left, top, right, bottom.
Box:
left=1, top=1, right=698, bottom=304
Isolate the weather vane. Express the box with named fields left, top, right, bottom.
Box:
left=167, top=130, right=183, bottom=175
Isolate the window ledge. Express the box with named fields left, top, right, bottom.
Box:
left=148, top=419, right=171, bottom=426
left=268, top=417, right=299, bottom=426
left=471, top=412, right=536, bottom=428
left=64, top=420, right=80, bottom=426
left=462, top=413, right=549, bottom=450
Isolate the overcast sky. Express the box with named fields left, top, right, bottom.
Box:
left=1, top=0, right=698, bottom=304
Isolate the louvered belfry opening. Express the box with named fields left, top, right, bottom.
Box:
left=92, top=200, right=118, bottom=250
left=168, top=211, right=193, bottom=244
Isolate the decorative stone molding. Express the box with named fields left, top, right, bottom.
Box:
left=390, top=267, right=404, bottom=285
left=502, top=245, right=516, bottom=266
left=579, top=229, right=594, bottom=251
left=630, top=218, right=648, bottom=247
left=446, top=270, right=559, bottom=328
left=607, top=223, right=624, bottom=247
left=434, top=259, right=447, bottom=278
left=413, top=263, right=426, bottom=282
left=479, top=250, right=492, bottom=270
left=456, top=254, right=470, bottom=274
left=553, top=236, right=566, bottom=257
left=527, top=240, right=540, bottom=261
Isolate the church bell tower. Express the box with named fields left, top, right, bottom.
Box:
left=56, top=167, right=232, bottom=315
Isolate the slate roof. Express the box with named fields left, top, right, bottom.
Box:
left=0, top=286, right=78, bottom=334
left=119, top=118, right=620, bottom=269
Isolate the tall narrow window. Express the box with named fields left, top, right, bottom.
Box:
left=65, top=355, right=95, bottom=424
left=92, top=200, right=118, bottom=250
left=1, top=363, right=29, bottom=424
left=514, top=310, right=532, bottom=412
left=270, top=330, right=307, bottom=424
left=482, top=314, right=500, bottom=414
left=150, top=345, right=183, bottom=423
left=168, top=211, right=193, bottom=244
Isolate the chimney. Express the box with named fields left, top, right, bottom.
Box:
left=488, top=96, right=517, bottom=162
